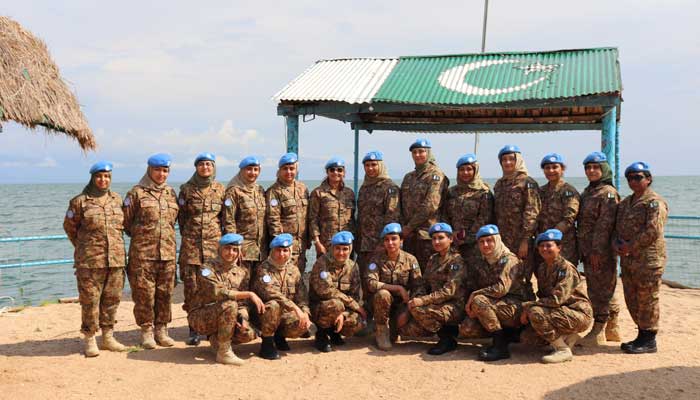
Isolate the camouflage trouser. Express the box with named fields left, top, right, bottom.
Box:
left=400, top=300, right=464, bottom=334
left=258, top=300, right=308, bottom=337
left=179, top=263, right=200, bottom=313
left=621, top=257, right=664, bottom=331
left=372, top=289, right=407, bottom=325
left=75, top=267, right=125, bottom=334
left=527, top=304, right=593, bottom=342
left=403, top=236, right=433, bottom=273
left=127, top=259, right=176, bottom=327
left=188, top=300, right=256, bottom=344
left=311, top=299, right=366, bottom=336
left=582, top=254, right=621, bottom=323
left=458, top=316, right=490, bottom=339
left=468, top=294, right=524, bottom=333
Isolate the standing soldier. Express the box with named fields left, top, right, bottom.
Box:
left=366, top=223, right=424, bottom=351
left=309, top=157, right=356, bottom=256
left=224, top=155, right=267, bottom=273
left=309, top=231, right=367, bottom=352
left=266, top=153, right=310, bottom=273
left=254, top=233, right=312, bottom=360
left=123, top=153, right=179, bottom=349
left=64, top=161, right=127, bottom=357
left=443, top=154, right=493, bottom=262
left=577, top=152, right=621, bottom=346
left=614, top=162, right=668, bottom=354
left=178, top=152, right=225, bottom=346
left=187, top=233, right=265, bottom=365
left=400, top=138, right=449, bottom=271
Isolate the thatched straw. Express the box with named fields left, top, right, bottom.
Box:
left=0, top=16, right=96, bottom=151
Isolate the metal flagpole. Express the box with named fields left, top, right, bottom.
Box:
left=474, top=0, right=489, bottom=154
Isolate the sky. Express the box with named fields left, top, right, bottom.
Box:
left=1, top=0, right=698, bottom=184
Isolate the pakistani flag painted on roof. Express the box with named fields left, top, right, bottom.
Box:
left=274, top=47, right=621, bottom=105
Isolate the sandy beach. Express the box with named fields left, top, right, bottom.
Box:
left=1, top=280, right=699, bottom=400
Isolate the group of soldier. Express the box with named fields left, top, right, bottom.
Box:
left=63, top=137, right=668, bottom=366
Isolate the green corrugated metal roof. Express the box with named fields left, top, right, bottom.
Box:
left=373, top=47, right=620, bottom=105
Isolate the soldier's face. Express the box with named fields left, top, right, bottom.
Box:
left=196, top=161, right=215, bottom=178
left=383, top=234, right=402, bottom=254
left=431, top=232, right=453, bottom=253
left=458, top=164, right=475, bottom=183
left=500, top=154, right=516, bottom=173
left=271, top=247, right=292, bottom=264
left=220, top=245, right=241, bottom=263
left=93, top=172, right=111, bottom=190
left=626, top=173, right=651, bottom=194
left=332, top=244, right=351, bottom=262
left=243, top=165, right=261, bottom=183
left=149, top=167, right=170, bottom=185
left=326, top=167, right=345, bottom=185
left=478, top=236, right=496, bottom=256
left=537, top=241, right=560, bottom=263
left=411, top=148, right=428, bottom=166
left=279, top=163, right=297, bottom=184
left=364, top=161, right=379, bottom=178
left=584, top=163, right=602, bottom=182
left=543, top=163, right=564, bottom=182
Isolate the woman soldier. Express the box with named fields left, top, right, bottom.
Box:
left=224, top=156, right=267, bottom=273
left=400, top=139, right=449, bottom=271
left=63, top=161, right=127, bottom=357
left=309, top=157, right=356, bottom=256
left=577, top=152, right=621, bottom=346
left=443, top=153, right=493, bottom=262
left=536, top=153, right=580, bottom=264
left=178, top=152, right=225, bottom=346
left=123, top=153, right=179, bottom=349
left=614, top=162, right=668, bottom=354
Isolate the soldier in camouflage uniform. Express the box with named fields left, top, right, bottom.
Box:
left=254, top=233, right=312, bottom=360
left=123, top=154, right=179, bottom=349
left=443, top=154, right=493, bottom=261
left=461, top=225, right=531, bottom=362
left=577, top=152, right=622, bottom=346
left=521, top=229, right=593, bottom=363
left=64, top=161, right=127, bottom=357
left=536, top=153, right=580, bottom=264
left=266, top=153, right=310, bottom=273
left=309, top=231, right=367, bottom=352
left=366, top=223, right=424, bottom=351
left=309, top=157, right=356, bottom=256
left=188, top=233, right=265, bottom=365
left=177, top=152, right=225, bottom=345
left=224, top=156, right=267, bottom=273
left=399, top=223, right=466, bottom=356
left=356, top=150, right=400, bottom=302
left=400, top=139, right=449, bottom=271
left=614, top=162, right=668, bottom=354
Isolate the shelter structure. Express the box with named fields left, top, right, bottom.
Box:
left=0, top=16, right=95, bottom=151
left=273, top=47, right=622, bottom=192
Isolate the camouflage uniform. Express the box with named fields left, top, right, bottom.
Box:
left=443, top=184, right=493, bottom=261
left=123, top=185, right=179, bottom=327
left=309, top=254, right=366, bottom=336
left=223, top=183, right=267, bottom=271
left=64, top=192, right=126, bottom=334
left=177, top=181, right=225, bottom=312
left=400, top=249, right=466, bottom=336
left=614, top=188, right=668, bottom=331
left=366, top=249, right=424, bottom=325
left=537, top=181, right=580, bottom=264
left=400, top=164, right=449, bottom=270
left=578, top=183, right=621, bottom=323
left=309, top=180, right=356, bottom=250
left=266, top=180, right=309, bottom=272
left=523, top=256, right=593, bottom=342
left=254, top=258, right=310, bottom=337
left=187, top=258, right=256, bottom=344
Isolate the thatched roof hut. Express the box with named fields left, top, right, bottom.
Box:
left=0, top=16, right=96, bottom=151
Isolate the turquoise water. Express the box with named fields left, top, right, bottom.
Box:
left=1, top=176, right=698, bottom=306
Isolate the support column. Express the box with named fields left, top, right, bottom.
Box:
left=615, top=121, right=620, bottom=188
left=353, top=128, right=360, bottom=200
left=285, top=115, right=299, bottom=154
left=601, top=107, right=617, bottom=188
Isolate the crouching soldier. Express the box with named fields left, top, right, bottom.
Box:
left=254, top=233, right=312, bottom=360
left=187, top=233, right=265, bottom=365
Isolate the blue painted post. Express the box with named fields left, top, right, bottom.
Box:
left=601, top=107, right=617, bottom=188
left=353, top=128, right=360, bottom=200
left=615, top=121, right=620, bottom=188
left=286, top=115, right=299, bottom=154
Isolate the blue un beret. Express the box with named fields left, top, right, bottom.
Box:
left=625, top=161, right=651, bottom=176
left=239, top=155, right=261, bottom=169
left=582, top=151, right=607, bottom=165
left=89, top=161, right=113, bottom=175
left=363, top=151, right=384, bottom=163
left=278, top=152, right=298, bottom=167
left=429, top=222, right=453, bottom=236
left=476, top=224, right=499, bottom=240
left=270, top=233, right=294, bottom=249
left=331, top=231, right=354, bottom=245
left=194, top=152, right=216, bottom=166
left=456, top=153, right=478, bottom=168
left=219, top=233, right=244, bottom=246
left=498, top=145, right=521, bottom=159
left=147, top=153, right=172, bottom=167
left=380, top=223, right=402, bottom=238
left=409, top=138, right=432, bottom=151
left=540, top=152, right=565, bottom=168
left=325, top=157, right=346, bottom=169
left=536, top=229, right=563, bottom=245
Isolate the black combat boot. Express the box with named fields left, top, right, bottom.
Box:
left=427, top=326, right=458, bottom=356
left=314, top=328, right=332, bottom=353
left=504, top=327, right=522, bottom=344
left=478, top=330, right=511, bottom=361
left=328, top=329, right=345, bottom=346
left=185, top=326, right=200, bottom=346
left=274, top=330, right=291, bottom=351
left=258, top=336, right=280, bottom=360
left=623, top=330, right=657, bottom=354
left=620, top=329, right=642, bottom=352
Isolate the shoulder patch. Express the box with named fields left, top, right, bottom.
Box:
left=388, top=188, right=396, bottom=194
left=66, top=209, right=74, bottom=219
left=201, top=268, right=211, bottom=277
left=224, top=198, right=232, bottom=207
left=270, top=198, right=279, bottom=207
left=558, top=269, right=567, bottom=279
left=649, top=201, right=658, bottom=208
left=564, top=191, right=573, bottom=197
left=320, top=271, right=329, bottom=280
left=432, top=174, right=440, bottom=181
left=178, top=198, right=185, bottom=206
left=450, top=264, right=460, bottom=271
left=607, top=192, right=616, bottom=199
left=527, top=182, right=536, bottom=189
left=412, top=263, right=420, bottom=270
left=499, top=256, right=508, bottom=266
left=368, top=263, right=377, bottom=271
left=262, top=274, right=272, bottom=284
left=123, top=197, right=131, bottom=207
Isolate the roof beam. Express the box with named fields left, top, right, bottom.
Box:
left=350, top=122, right=602, bottom=133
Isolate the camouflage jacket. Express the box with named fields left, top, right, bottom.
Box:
left=577, top=183, right=619, bottom=257
left=254, top=258, right=309, bottom=314
left=468, top=252, right=530, bottom=300
left=177, top=182, right=225, bottom=265
left=357, top=179, right=400, bottom=252
left=309, top=253, right=362, bottom=311
left=525, top=256, right=590, bottom=313
left=123, top=185, right=179, bottom=261
left=308, top=180, right=356, bottom=249
left=443, top=184, right=494, bottom=245
left=265, top=180, right=309, bottom=253
left=415, top=249, right=466, bottom=306
left=189, top=257, right=250, bottom=313
left=400, top=164, right=449, bottom=236
left=493, top=174, right=541, bottom=250
left=223, top=184, right=267, bottom=261
left=537, top=180, right=580, bottom=262
left=366, top=249, right=425, bottom=297
left=614, top=188, right=669, bottom=263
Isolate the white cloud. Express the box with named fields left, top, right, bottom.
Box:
left=37, top=157, right=57, bottom=168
